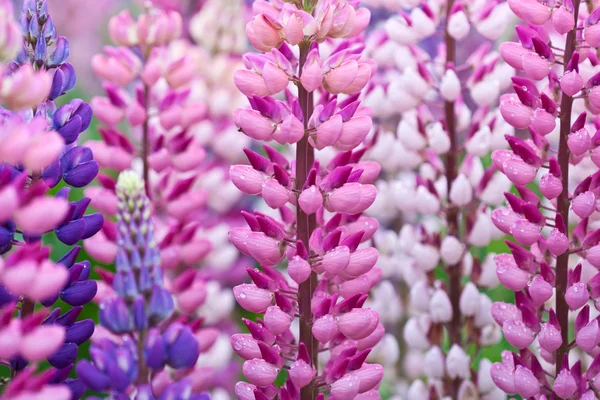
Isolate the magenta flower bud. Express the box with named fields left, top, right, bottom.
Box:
left=572, top=191, right=596, bottom=218
left=522, top=52, right=550, bottom=81
left=502, top=320, right=535, bottom=349
left=289, top=359, right=315, bottom=388
left=528, top=275, right=553, bottom=307
left=233, top=284, right=273, bottom=314
left=561, top=70, right=583, bottom=97
left=325, top=183, right=377, bottom=214
left=510, top=219, right=541, bottom=246
left=530, top=108, right=556, bottom=136
left=499, top=94, right=533, bottom=129
left=342, top=248, right=378, bottom=279
left=231, top=334, right=261, bottom=360
left=502, top=157, right=537, bottom=186
left=491, top=149, right=514, bottom=173
left=585, top=24, right=600, bottom=47
left=352, top=364, right=384, bottom=393
left=242, top=359, right=280, bottom=387
left=492, top=208, right=520, bottom=234
left=312, top=314, right=338, bottom=343
left=496, top=254, right=530, bottom=291
left=262, top=179, right=290, bottom=209
left=514, top=365, right=540, bottom=398
left=234, top=382, right=257, bottom=400
left=539, top=173, right=563, bottom=199
left=298, top=186, right=323, bottom=215
left=565, top=282, right=589, bottom=310
left=288, top=256, right=312, bottom=284
left=490, top=362, right=516, bottom=395
left=500, top=42, right=528, bottom=70
left=576, top=320, right=600, bottom=351
left=567, top=129, right=592, bottom=156
left=546, top=228, right=569, bottom=256
left=508, top=0, right=551, bottom=25
left=491, top=302, right=523, bottom=326
left=236, top=109, right=276, bottom=141
left=538, top=323, right=562, bottom=352
left=337, top=309, right=379, bottom=340
left=322, top=246, right=351, bottom=277
left=229, top=165, right=266, bottom=195
left=330, top=374, right=360, bottom=399
left=587, top=245, right=600, bottom=268
left=246, top=232, right=284, bottom=267
left=264, top=306, right=292, bottom=335
left=554, top=369, right=577, bottom=399
left=552, top=6, right=575, bottom=34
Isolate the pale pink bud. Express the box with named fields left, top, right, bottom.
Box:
left=491, top=362, right=516, bottom=395
left=231, top=334, right=261, bottom=360
left=324, top=60, right=360, bottom=95
left=429, top=289, right=453, bottom=323
left=510, top=219, right=541, bottom=246
left=448, top=11, right=470, bottom=41
left=530, top=108, right=556, bottom=136
left=508, top=0, right=551, bottom=25
left=496, top=254, right=529, bottom=291
left=312, top=314, right=338, bottom=343
left=0, top=320, right=20, bottom=359
left=449, top=174, right=472, bottom=206
left=565, top=282, right=589, bottom=310
left=233, top=284, right=273, bottom=313
left=446, top=345, right=471, bottom=379
left=262, top=62, right=290, bottom=94
left=412, top=243, right=440, bottom=272
left=585, top=24, right=600, bottom=47
left=567, top=129, right=591, bottom=156
left=23, top=131, right=63, bottom=172
left=538, top=323, right=562, bottom=352
left=410, top=281, right=431, bottom=313
left=539, top=173, right=563, bottom=199
left=352, top=364, right=384, bottom=393
left=20, top=325, right=65, bottom=361
left=229, top=165, right=266, bottom=195
left=554, top=369, right=577, bottom=399
left=341, top=63, right=371, bottom=95
left=502, top=320, right=535, bottom=349
left=440, top=69, right=460, bottom=101
left=459, top=282, right=480, bottom=317
left=331, top=374, right=360, bottom=399
left=91, top=53, right=137, bottom=86
left=288, top=256, right=312, bottom=284
left=404, top=316, right=431, bottom=349
left=283, top=14, right=304, bottom=46
left=243, top=359, right=280, bottom=387
left=276, top=114, right=304, bottom=144
left=235, top=382, right=257, bottom=400
left=337, top=309, right=379, bottom=340
left=2, top=65, right=51, bottom=109
left=289, top=360, right=315, bottom=388
left=234, top=69, right=270, bottom=98
left=502, top=157, right=537, bottom=186
left=491, top=208, right=520, bottom=234
left=590, top=86, right=600, bottom=109
left=491, top=302, right=523, bottom=326
left=28, top=260, right=69, bottom=301
left=262, top=179, right=290, bottom=209
left=500, top=42, right=527, bottom=70
left=522, top=52, right=550, bottom=81
left=264, top=306, right=292, bottom=335
left=552, top=6, right=575, bottom=34
left=336, top=116, right=372, bottom=151
left=424, top=346, right=445, bottom=378
left=0, top=185, right=17, bottom=223
left=236, top=109, right=276, bottom=140
left=311, top=115, right=343, bottom=150
left=322, top=246, right=351, bottom=277
left=325, top=183, right=376, bottom=214
left=587, top=245, right=600, bottom=268
left=499, top=94, right=532, bottom=128
left=528, top=275, right=553, bottom=307
left=246, top=14, right=283, bottom=52
left=572, top=191, right=596, bottom=218
left=576, top=320, right=600, bottom=351
left=178, top=282, right=207, bottom=314
left=514, top=365, right=540, bottom=398
left=298, top=186, right=322, bottom=215
left=561, top=70, right=583, bottom=97
left=14, top=197, right=69, bottom=235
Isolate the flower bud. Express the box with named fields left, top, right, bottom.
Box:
left=459, top=282, right=480, bottom=317
left=264, top=306, right=292, bottom=335
left=576, top=320, right=600, bottom=351
left=312, top=314, right=338, bottom=343
left=528, top=275, right=553, bottom=307
left=440, top=236, right=464, bottom=265
left=440, top=69, right=460, bottom=101
left=289, top=360, right=315, bottom=388
left=288, top=256, right=312, bottom=284
left=554, top=368, right=577, bottom=399
left=233, top=284, right=273, bottom=314
left=423, top=346, right=445, bottom=378
left=446, top=345, right=470, bottom=379
left=502, top=320, right=535, bottom=349
left=448, top=11, right=470, bottom=41
left=539, top=173, right=563, bottom=199
left=567, top=129, right=591, bottom=156
left=242, top=359, right=279, bottom=387
left=565, top=282, right=589, bottom=310
left=449, top=174, right=472, bottom=206
left=538, top=323, right=562, bottom=352
left=514, top=365, right=540, bottom=398
left=572, top=191, right=596, bottom=219
left=337, top=309, right=379, bottom=340
left=429, top=289, right=453, bottom=323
